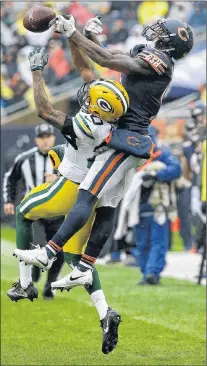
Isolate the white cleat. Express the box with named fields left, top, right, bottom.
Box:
left=13, top=247, right=55, bottom=270
left=51, top=267, right=93, bottom=290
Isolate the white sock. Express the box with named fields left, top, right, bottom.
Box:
left=90, top=290, right=109, bottom=320
left=19, top=260, right=32, bottom=289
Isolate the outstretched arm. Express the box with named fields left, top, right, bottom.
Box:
left=69, top=39, right=96, bottom=82
left=56, top=15, right=146, bottom=74
left=86, top=33, right=129, bottom=55
left=71, top=30, right=150, bottom=74
left=83, top=16, right=129, bottom=54
left=71, top=30, right=149, bottom=74
left=32, top=70, right=66, bottom=130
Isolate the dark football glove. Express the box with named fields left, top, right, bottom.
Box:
left=29, top=47, right=48, bottom=71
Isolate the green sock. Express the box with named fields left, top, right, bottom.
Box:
left=16, top=205, right=34, bottom=250
left=64, top=252, right=101, bottom=295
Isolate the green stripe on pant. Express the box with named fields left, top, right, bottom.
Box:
left=20, top=176, right=67, bottom=216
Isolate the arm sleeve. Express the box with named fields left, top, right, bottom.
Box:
left=3, top=155, right=23, bottom=204
left=155, top=149, right=182, bottom=182
left=61, top=115, right=78, bottom=150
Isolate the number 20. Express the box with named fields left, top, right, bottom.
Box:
left=91, top=116, right=103, bottom=125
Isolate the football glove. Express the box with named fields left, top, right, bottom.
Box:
left=29, top=47, right=48, bottom=71
left=93, top=140, right=109, bottom=156
left=83, top=17, right=103, bottom=37
left=55, top=14, right=76, bottom=38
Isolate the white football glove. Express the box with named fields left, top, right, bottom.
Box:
left=55, top=15, right=76, bottom=38
left=83, top=17, right=103, bottom=36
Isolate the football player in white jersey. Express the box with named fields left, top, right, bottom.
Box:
left=11, top=44, right=130, bottom=354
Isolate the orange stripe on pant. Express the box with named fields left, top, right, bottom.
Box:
left=48, top=240, right=62, bottom=252
left=137, top=149, right=162, bottom=172
left=91, top=152, right=125, bottom=195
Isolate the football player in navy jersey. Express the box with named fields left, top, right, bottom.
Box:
left=15, top=18, right=194, bottom=292
left=69, top=17, right=194, bottom=136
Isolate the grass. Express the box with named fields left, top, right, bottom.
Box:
left=1, top=226, right=206, bottom=365
left=1, top=225, right=16, bottom=243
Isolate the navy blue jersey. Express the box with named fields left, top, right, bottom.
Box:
left=118, top=45, right=174, bottom=135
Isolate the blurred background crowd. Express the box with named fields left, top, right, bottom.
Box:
left=1, top=1, right=206, bottom=116
left=1, top=1, right=206, bottom=286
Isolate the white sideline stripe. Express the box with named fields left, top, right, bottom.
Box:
left=20, top=176, right=65, bottom=212
left=98, top=80, right=128, bottom=113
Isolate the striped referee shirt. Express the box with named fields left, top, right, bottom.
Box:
left=3, top=147, right=54, bottom=204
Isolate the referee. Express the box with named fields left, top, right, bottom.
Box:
left=3, top=123, right=64, bottom=300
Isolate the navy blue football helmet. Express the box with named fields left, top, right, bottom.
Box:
left=142, top=18, right=194, bottom=60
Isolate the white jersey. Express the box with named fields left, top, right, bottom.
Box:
left=58, top=109, right=138, bottom=208
left=58, top=110, right=111, bottom=183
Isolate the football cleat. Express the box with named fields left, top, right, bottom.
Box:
left=7, top=281, right=38, bottom=302
left=51, top=267, right=93, bottom=290
left=43, top=285, right=55, bottom=300
left=101, top=307, right=122, bottom=354
left=13, top=247, right=55, bottom=270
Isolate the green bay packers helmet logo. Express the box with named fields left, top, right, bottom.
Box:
left=97, top=98, right=112, bottom=112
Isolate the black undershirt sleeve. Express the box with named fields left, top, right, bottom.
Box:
left=61, top=115, right=78, bottom=150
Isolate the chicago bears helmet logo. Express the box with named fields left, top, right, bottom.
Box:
left=97, top=98, right=112, bottom=112
left=178, top=27, right=189, bottom=41
left=127, top=136, right=139, bottom=146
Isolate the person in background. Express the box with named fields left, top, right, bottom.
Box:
left=135, top=126, right=181, bottom=285
left=3, top=123, right=64, bottom=300
left=137, top=1, right=169, bottom=26
left=188, top=1, right=207, bottom=29
left=169, top=1, right=192, bottom=22
left=124, top=24, right=145, bottom=53
left=196, top=137, right=206, bottom=284
left=201, top=140, right=206, bottom=216
left=182, top=101, right=206, bottom=251
left=107, top=19, right=129, bottom=46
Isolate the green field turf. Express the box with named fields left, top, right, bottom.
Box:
left=1, top=226, right=206, bottom=366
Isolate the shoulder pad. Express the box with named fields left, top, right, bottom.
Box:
left=74, top=111, right=95, bottom=140
left=48, top=145, right=65, bottom=169
left=137, top=47, right=170, bottom=75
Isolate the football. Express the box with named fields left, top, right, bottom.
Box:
left=23, top=5, right=56, bottom=33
